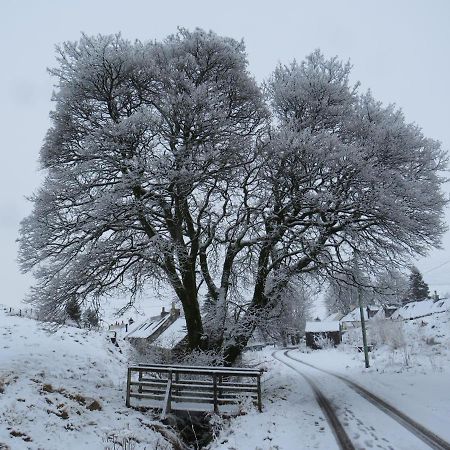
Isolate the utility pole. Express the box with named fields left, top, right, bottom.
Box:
left=358, top=285, right=370, bottom=368
left=353, top=250, right=370, bottom=368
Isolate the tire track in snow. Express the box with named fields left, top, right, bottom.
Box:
left=272, top=350, right=356, bottom=450
left=285, top=350, right=450, bottom=450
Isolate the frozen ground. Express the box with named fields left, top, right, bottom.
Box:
left=0, top=306, right=175, bottom=450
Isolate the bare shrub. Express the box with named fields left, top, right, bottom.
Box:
left=313, top=335, right=334, bottom=349
left=103, top=434, right=139, bottom=450
left=401, top=345, right=411, bottom=367
left=207, top=413, right=225, bottom=441
left=235, top=393, right=256, bottom=415
left=371, top=318, right=413, bottom=367
left=370, top=318, right=406, bottom=350
left=174, top=348, right=224, bottom=367
left=128, top=341, right=170, bottom=365
left=428, top=354, right=443, bottom=372
left=425, top=336, right=439, bottom=345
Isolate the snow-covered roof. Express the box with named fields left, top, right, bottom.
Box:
left=125, top=314, right=172, bottom=339
left=384, top=304, right=399, bottom=310
left=340, top=307, right=369, bottom=323
left=305, top=321, right=340, bottom=333
left=373, top=308, right=386, bottom=319
left=324, top=311, right=344, bottom=322
left=391, top=298, right=450, bottom=321
left=370, top=304, right=400, bottom=320
left=151, top=316, right=187, bottom=349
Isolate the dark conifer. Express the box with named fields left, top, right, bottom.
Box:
left=405, top=266, right=430, bottom=303
left=65, top=297, right=82, bottom=323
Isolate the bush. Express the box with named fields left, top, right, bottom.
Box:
left=313, top=335, right=335, bottom=349
left=128, top=341, right=169, bottom=365
left=65, top=298, right=81, bottom=324
left=82, top=308, right=99, bottom=328
left=370, top=317, right=406, bottom=350
left=174, top=348, right=224, bottom=367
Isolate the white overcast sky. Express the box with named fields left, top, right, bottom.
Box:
left=1, top=0, right=449, bottom=308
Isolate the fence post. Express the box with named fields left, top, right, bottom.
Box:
left=213, top=373, right=218, bottom=413
left=174, top=372, right=179, bottom=397
left=138, top=368, right=143, bottom=393
left=125, top=367, right=132, bottom=407
left=257, top=371, right=262, bottom=412
left=161, top=370, right=173, bottom=420
left=218, top=374, right=223, bottom=399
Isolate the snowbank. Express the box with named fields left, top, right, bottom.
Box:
left=0, top=306, right=173, bottom=450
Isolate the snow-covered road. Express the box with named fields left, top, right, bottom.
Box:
left=211, top=352, right=341, bottom=450
left=274, top=350, right=450, bottom=450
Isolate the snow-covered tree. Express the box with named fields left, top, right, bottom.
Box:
left=265, top=277, right=313, bottom=345
left=19, top=33, right=448, bottom=363
left=325, top=266, right=408, bottom=314
left=372, top=269, right=408, bottom=305
left=324, top=263, right=373, bottom=315
left=405, top=266, right=430, bottom=303
left=19, top=30, right=267, bottom=351
left=325, top=276, right=360, bottom=315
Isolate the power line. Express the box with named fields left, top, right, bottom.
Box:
left=423, top=260, right=450, bottom=274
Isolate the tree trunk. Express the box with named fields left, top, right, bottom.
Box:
left=174, top=263, right=205, bottom=350
left=223, top=244, right=272, bottom=364
left=182, top=293, right=205, bottom=350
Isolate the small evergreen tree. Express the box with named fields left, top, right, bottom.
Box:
left=83, top=308, right=99, bottom=328
left=405, top=266, right=429, bottom=303
left=65, top=297, right=81, bottom=323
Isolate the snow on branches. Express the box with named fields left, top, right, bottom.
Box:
left=19, top=30, right=448, bottom=362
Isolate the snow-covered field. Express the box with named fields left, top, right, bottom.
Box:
left=0, top=306, right=175, bottom=450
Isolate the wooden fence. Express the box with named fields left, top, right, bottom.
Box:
left=126, top=363, right=263, bottom=417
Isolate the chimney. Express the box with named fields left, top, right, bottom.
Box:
left=171, top=301, right=180, bottom=318
left=434, top=291, right=439, bottom=301
left=161, top=307, right=168, bottom=317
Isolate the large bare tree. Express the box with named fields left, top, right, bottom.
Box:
left=19, top=32, right=447, bottom=363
